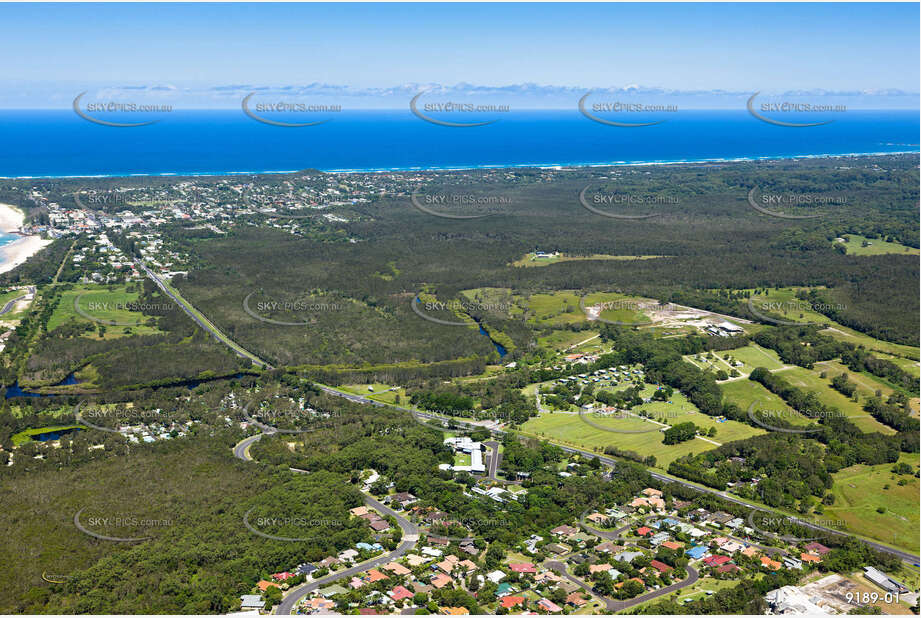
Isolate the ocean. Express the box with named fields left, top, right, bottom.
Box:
left=0, top=110, right=917, bottom=178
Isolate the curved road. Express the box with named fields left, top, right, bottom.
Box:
left=544, top=559, right=699, bottom=612
left=160, top=265, right=917, bottom=566
left=232, top=434, right=420, bottom=615
left=0, top=286, right=34, bottom=316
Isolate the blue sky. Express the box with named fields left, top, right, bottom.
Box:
left=1, top=3, right=918, bottom=108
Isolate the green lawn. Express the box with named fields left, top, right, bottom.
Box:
left=719, top=379, right=812, bottom=426
left=47, top=284, right=163, bottom=338
left=835, top=234, right=920, bottom=257
left=511, top=252, right=668, bottom=267
left=583, top=291, right=651, bottom=325
left=0, top=288, right=31, bottom=321
left=339, top=383, right=406, bottom=404
left=520, top=403, right=763, bottom=469
left=726, top=344, right=786, bottom=371
left=783, top=367, right=896, bottom=435
left=744, top=287, right=836, bottom=326
left=12, top=424, right=83, bottom=446
left=820, top=325, right=920, bottom=361
left=828, top=453, right=919, bottom=554
left=523, top=291, right=587, bottom=326
left=537, top=329, right=600, bottom=353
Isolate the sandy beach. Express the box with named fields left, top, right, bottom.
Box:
left=0, top=202, right=52, bottom=275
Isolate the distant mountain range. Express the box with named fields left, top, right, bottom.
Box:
left=3, top=80, right=919, bottom=109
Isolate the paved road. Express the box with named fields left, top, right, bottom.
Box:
left=136, top=260, right=273, bottom=368
left=163, top=276, right=918, bottom=566
left=234, top=432, right=421, bottom=615
left=275, top=494, right=419, bottom=615
left=544, top=560, right=699, bottom=612
left=0, top=286, right=34, bottom=316
left=608, top=565, right=699, bottom=612
left=484, top=440, right=501, bottom=479
left=233, top=434, right=264, bottom=461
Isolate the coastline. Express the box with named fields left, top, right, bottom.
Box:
left=0, top=150, right=916, bottom=181
left=0, top=203, right=52, bottom=275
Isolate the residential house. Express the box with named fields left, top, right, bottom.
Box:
left=500, top=596, right=525, bottom=610
left=804, top=542, right=831, bottom=556
left=760, top=556, right=782, bottom=570
left=381, top=562, right=411, bottom=576
left=614, top=550, right=644, bottom=564
left=545, top=543, right=571, bottom=555
left=430, top=573, right=454, bottom=589
left=566, top=592, right=587, bottom=608
left=389, top=586, right=414, bottom=602
left=537, top=598, right=563, bottom=613
left=239, top=595, right=265, bottom=610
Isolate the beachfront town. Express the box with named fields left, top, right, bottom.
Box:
left=5, top=168, right=555, bottom=282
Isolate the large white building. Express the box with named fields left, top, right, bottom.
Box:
left=444, top=436, right=486, bottom=473
left=764, top=586, right=831, bottom=615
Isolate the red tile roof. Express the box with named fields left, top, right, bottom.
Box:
left=500, top=596, right=525, bottom=609
left=650, top=559, right=673, bottom=573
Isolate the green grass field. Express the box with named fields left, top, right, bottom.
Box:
left=835, top=234, right=920, bottom=257
left=520, top=401, right=763, bottom=469
left=872, top=353, right=921, bottom=380
left=820, top=325, right=920, bottom=361
left=536, top=329, right=600, bottom=353
left=583, top=291, right=651, bottom=325
left=522, top=291, right=587, bottom=326
left=719, top=379, right=812, bottom=426
left=511, top=253, right=668, bottom=267
left=12, top=424, right=83, bottom=446
left=0, top=288, right=31, bottom=321
left=783, top=366, right=896, bottom=435
left=339, top=383, right=407, bottom=404
left=727, top=344, right=787, bottom=371
left=47, top=284, right=163, bottom=338
left=744, top=287, right=836, bottom=326
left=828, top=453, right=919, bottom=554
